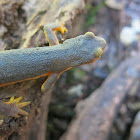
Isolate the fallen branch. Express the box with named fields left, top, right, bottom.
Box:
left=60, top=56, right=140, bottom=140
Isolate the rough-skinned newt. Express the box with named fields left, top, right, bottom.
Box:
left=0, top=22, right=106, bottom=118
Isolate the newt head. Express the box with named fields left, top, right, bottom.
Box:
left=84, top=32, right=106, bottom=56
left=62, top=32, right=106, bottom=67
left=64, top=32, right=106, bottom=67
left=76, top=32, right=106, bottom=65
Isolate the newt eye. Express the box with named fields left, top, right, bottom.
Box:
left=94, top=48, right=103, bottom=58
left=85, top=32, right=95, bottom=38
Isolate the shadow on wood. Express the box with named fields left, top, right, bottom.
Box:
left=60, top=56, right=140, bottom=140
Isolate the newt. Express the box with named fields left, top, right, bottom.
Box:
left=0, top=22, right=106, bottom=118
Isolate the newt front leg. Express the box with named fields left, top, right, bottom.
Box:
left=43, top=22, right=68, bottom=46
left=41, top=22, right=67, bottom=93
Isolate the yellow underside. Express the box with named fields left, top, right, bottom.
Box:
left=0, top=72, right=53, bottom=88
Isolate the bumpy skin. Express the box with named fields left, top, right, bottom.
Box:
left=0, top=22, right=106, bottom=118
left=0, top=34, right=105, bottom=85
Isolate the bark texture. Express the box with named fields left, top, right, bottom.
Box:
left=0, top=0, right=86, bottom=139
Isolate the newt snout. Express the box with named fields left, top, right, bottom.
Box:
left=85, top=32, right=106, bottom=52
left=84, top=32, right=106, bottom=60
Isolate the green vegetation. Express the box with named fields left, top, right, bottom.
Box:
left=84, top=0, right=105, bottom=28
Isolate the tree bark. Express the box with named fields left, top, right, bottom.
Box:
left=0, top=0, right=86, bottom=139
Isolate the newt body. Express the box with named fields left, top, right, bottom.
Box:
left=0, top=22, right=106, bottom=118
left=0, top=34, right=106, bottom=87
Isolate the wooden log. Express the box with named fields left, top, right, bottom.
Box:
left=60, top=56, right=140, bottom=140
left=0, top=0, right=86, bottom=139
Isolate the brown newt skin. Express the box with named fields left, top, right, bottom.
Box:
left=0, top=22, right=106, bottom=118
